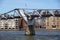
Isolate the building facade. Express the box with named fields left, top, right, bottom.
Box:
left=45, top=16, right=60, bottom=29
left=0, top=18, right=19, bottom=30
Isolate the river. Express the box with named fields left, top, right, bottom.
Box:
left=0, top=31, right=59, bottom=40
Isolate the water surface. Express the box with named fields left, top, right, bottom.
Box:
left=0, top=31, right=59, bottom=40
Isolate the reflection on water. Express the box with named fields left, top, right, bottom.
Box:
left=0, top=31, right=59, bottom=40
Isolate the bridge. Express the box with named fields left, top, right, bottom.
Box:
left=0, top=8, right=60, bottom=35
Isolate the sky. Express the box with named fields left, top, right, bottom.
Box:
left=0, top=0, right=60, bottom=13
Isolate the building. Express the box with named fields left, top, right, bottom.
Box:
left=34, top=17, right=45, bottom=28
left=45, top=10, right=60, bottom=29
left=0, top=18, right=19, bottom=30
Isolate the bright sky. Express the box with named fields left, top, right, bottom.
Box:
left=0, top=0, right=60, bottom=13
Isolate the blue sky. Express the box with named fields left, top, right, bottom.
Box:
left=0, top=0, right=60, bottom=13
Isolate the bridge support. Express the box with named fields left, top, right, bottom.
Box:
left=22, top=20, right=35, bottom=35
left=25, top=25, right=35, bottom=35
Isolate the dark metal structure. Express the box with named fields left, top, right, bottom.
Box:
left=0, top=8, right=60, bottom=19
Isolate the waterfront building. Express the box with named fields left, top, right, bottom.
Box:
left=0, top=18, right=19, bottom=30
left=46, top=10, right=60, bottom=29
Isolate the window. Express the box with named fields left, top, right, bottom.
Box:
left=52, top=25, right=56, bottom=28
left=16, top=26, right=18, bottom=29
left=5, top=23, right=8, bottom=29
left=5, top=28, right=7, bottom=29
left=12, top=28, right=15, bottom=29
left=15, top=21, right=18, bottom=29
left=1, top=28, right=3, bottom=29
left=9, top=28, right=11, bottom=29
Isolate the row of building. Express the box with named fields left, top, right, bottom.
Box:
left=0, top=18, right=20, bottom=30
left=0, top=10, right=60, bottom=30
left=20, top=10, right=60, bottom=30
left=38, top=10, right=60, bottom=29
left=32, top=10, right=60, bottom=29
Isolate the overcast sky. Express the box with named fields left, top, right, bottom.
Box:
left=0, top=0, right=60, bottom=13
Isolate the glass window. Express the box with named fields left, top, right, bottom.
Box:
left=52, top=25, right=56, bottom=28
left=5, top=23, right=8, bottom=29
